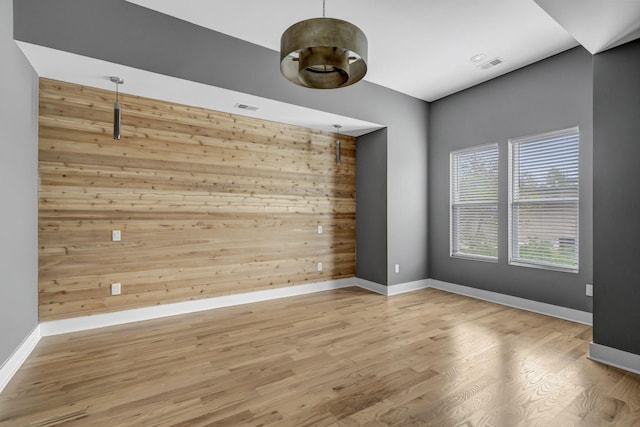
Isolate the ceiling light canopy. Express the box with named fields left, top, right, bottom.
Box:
left=280, top=1, right=368, bottom=89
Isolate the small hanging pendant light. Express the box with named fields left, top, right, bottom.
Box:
left=110, top=76, right=124, bottom=140
left=333, top=124, right=342, bottom=166
left=280, top=0, right=368, bottom=89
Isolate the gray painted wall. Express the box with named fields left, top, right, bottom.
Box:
left=0, top=0, right=39, bottom=367
left=14, top=0, right=429, bottom=288
left=356, top=128, right=388, bottom=285
left=593, top=39, right=640, bottom=354
left=429, top=47, right=593, bottom=312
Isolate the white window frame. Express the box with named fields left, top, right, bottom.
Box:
left=450, top=143, right=499, bottom=262
left=508, top=126, right=579, bottom=273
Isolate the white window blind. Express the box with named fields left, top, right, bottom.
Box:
left=509, top=127, right=579, bottom=272
left=450, top=143, right=499, bottom=260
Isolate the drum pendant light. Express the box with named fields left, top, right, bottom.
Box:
left=280, top=0, right=368, bottom=89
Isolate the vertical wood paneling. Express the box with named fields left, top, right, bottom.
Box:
left=38, top=78, right=356, bottom=320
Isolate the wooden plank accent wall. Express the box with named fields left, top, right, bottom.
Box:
left=38, top=78, right=356, bottom=321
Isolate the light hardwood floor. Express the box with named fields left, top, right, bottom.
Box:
left=1, top=287, right=639, bottom=426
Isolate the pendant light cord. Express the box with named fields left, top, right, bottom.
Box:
left=323, top=0, right=326, bottom=17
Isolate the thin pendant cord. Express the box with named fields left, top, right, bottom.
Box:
left=323, top=0, right=326, bottom=17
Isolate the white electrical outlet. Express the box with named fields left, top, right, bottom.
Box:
left=395, top=264, right=400, bottom=274
left=317, top=225, right=323, bottom=234
left=111, top=282, right=121, bottom=296
left=586, top=283, right=593, bottom=297
left=317, top=262, right=323, bottom=272
left=112, top=230, right=121, bottom=241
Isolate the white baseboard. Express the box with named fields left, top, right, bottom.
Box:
left=426, top=279, right=593, bottom=326
left=38, top=278, right=593, bottom=336
left=387, top=279, right=430, bottom=295
left=355, top=278, right=430, bottom=296
left=0, top=326, right=41, bottom=394
left=40, top=278, right=356, bottom=336
left=589, top=342, right=640, bottom=375
left=355, top=277, right=388, bottom=295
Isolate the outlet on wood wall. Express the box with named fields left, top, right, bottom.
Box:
left=38, top=78, right=356, bottom=320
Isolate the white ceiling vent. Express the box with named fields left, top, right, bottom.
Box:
left=234, top=102, right=259, bottom=111
left=477, top=57, right=504, bottom=71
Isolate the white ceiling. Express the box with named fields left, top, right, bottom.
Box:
left=17, top=42, right=384, bottom=136
left=126, top=0, right=640, bottom=102
left=18, top=1, right=640, bottom=136
left=533, top=0, right=640, bottom=54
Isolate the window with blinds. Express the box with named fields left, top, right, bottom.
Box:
left=450, top=143, right=499, bottom=261
left=509, top=127, right=579, bottom=272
